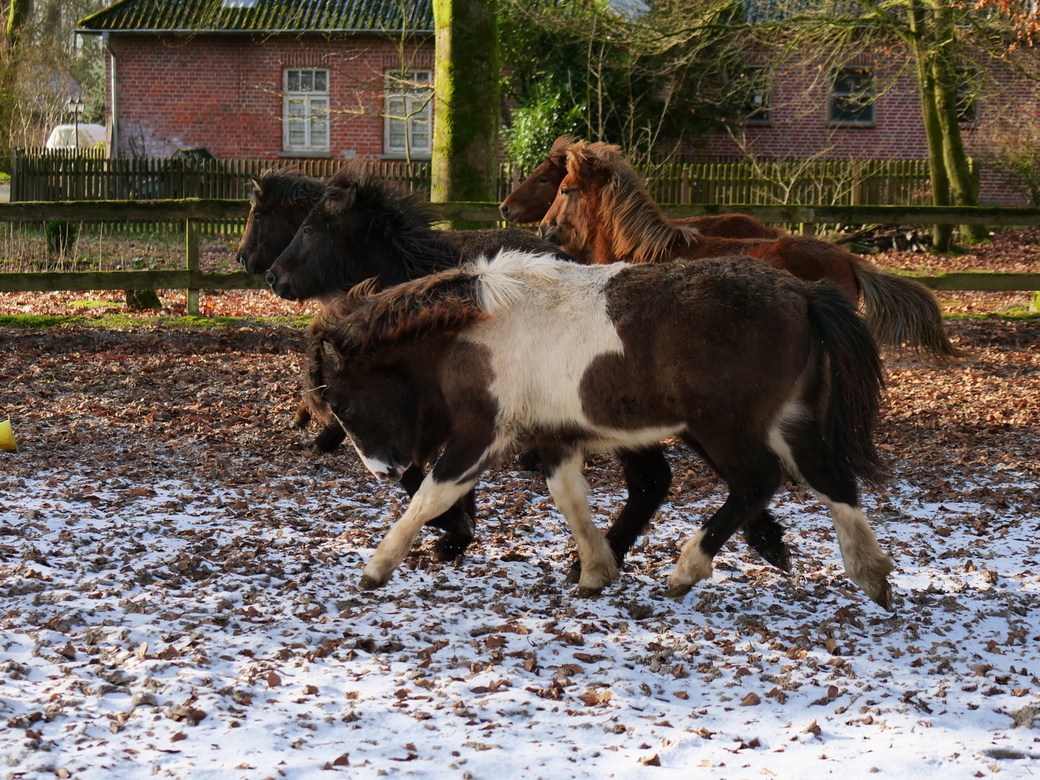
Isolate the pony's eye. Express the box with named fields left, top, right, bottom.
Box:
left=302, top=225, right=314, bottom=236
left=560, top=187, right=574, bottom=196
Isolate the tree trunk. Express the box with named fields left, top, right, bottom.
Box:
left=908, top=0, right=954, bottom=251
left=0, top=0, right=33, bottom=173
left=431, top=0, right=500, bottom=224
left=929, top=2, right=986, bottom=243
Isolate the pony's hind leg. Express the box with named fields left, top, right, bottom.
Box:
left=668, top=441, right=783, bottom=598
left=543, top=450, right=618, bottom=595
left=775, top=430, right=895, bottom=610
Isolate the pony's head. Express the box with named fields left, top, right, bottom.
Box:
left=302, top=275, right=477, bottom=482
left=537, top=140, right=624, bottom=261
left=236, top=170, right=325, bottom=275
left=265, top=163, right=444, bottom=301
left=499, top=135, right=577, bottom=224
left=540, top=140, right=694, bottom=265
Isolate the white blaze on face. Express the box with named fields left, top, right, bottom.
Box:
left=333, top=412, right=399, bottom=481
left=354, top=444, right=398, bottom=481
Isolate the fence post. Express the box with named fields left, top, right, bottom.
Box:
left=185, top=217, right=199, bottom=316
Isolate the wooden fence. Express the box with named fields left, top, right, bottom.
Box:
left=13, top=150, right=933, bottom=208
left=1, top=199, right=1038, bottom=316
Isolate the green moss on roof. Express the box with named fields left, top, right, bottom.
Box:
left=77, top=0, right=434, bottom=35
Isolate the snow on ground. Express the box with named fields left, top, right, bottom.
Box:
left=1, top=439, right=1038, bottom=780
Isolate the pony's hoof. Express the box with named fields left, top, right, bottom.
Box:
left=358, top=570, right=389, bottom=590
left=430, top=512, right=475, bottom=561
left=666, top=581, right=693, bottom=600
left=868, top=580, right=894, bottom=612
left=575, top=584, right=605, bottom=598
left=431, top=531, right=473, bottom=562
left=312, top=426, right=345, bottom=453
left=761, top=543, right=792, bottom=573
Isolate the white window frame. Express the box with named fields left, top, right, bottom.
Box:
left=283, top=68, right=330, bottom=154
left=384, top=70, right=432, bottom=159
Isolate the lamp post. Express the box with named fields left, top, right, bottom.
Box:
left=67, top=97, right=84, bottom=148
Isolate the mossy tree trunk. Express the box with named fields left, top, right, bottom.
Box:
left=431, top=0, right=499, bottom=226
left=908, top=0, right=985, bottom=250
left=1, top=0, right=33, bottom=174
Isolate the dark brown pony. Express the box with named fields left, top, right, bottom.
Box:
left=237, top=171, right=326, bottom=275
left=307, top=252, right=894, bottom=608
left=540, top=140, right=962, bottom=359
left=238, top=168, right=568, bottom=281
left=499, top=135, right=784, bottom=252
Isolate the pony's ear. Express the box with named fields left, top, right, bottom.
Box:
left=321, top=339, right=344, bottom=374
left=250, top=178, right=262, bottom=193
left=565, top=142, right=595, bottom=179
left=325, top=181, right=358, bottom=216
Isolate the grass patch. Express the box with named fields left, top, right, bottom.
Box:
left=944, top=310, right=1040, bottom=321
left=0, top=313, right=313, bottom=330
left=70, top=300, right=122, bottom=309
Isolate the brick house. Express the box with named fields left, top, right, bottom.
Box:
left=76, top=0, right=436, bottom=163
left=691, top=46, right=1038, bottom=206
left=76, top=0, right=1035, bottom=205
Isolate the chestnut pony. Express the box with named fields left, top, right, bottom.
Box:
left=540, top=141, right=961, bottom=359
left=499, top=135, right=784, bottom=255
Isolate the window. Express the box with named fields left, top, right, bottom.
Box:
left=283, top=68, right=329, bottom=154
left=740, top=66, right=772, bottom=125
left=828, top=66, right=875, bottom=126
left=384, top=70, right=432, bottom=158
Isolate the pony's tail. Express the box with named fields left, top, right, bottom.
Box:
left=853, top=262, right=964, bottom=360
left=807, top=282, right=886, bottom=486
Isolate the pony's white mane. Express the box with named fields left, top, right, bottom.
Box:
left=471, top=249, right=569, bottom=314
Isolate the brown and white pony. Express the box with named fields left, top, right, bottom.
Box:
left=499, top=135, right=784, bottom=257
left=306, top=250, right=895, bottom=609
left=539, top=140, right=962, bottom=360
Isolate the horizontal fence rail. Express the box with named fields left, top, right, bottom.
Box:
left=1, top=200, right=1039, bottom=316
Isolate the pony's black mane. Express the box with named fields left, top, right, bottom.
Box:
left=253, top=169, right=326, bottom=208
left=323, top=164, right=464, bottom=281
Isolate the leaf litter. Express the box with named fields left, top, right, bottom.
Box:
left=1, top=241, right=1039, bottom=780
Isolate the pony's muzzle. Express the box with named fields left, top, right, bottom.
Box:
left=538, top=223, right=561, bottom=245
left=374, top=465, right=404, bottom=483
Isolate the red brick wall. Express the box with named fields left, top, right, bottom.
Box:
left=686, top=51, right=1039, bottom=206
left=105, top=33, right=434, bottom=161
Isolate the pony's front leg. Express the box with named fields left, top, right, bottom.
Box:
left=359, top=475, right=477, bottom=590
left=544, top=451, right=618, bottom=596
